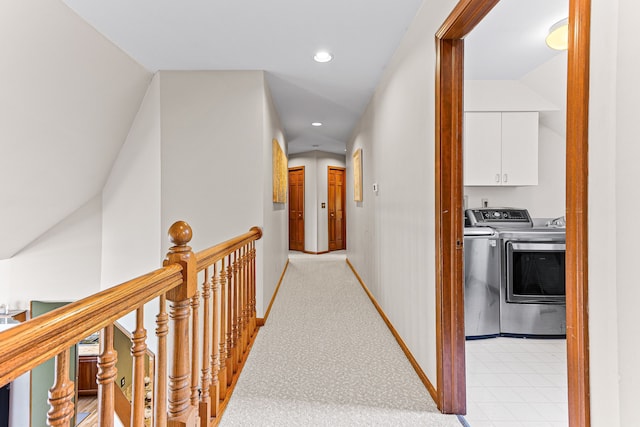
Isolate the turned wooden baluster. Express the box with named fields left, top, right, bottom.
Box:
left=218, top=257, right=228, bottom=400
left=210, top=262, right=222, bottom=418
left=163, top=221, right=198, bottom=427
left=155, top=295, right=169, bottom=427
left=47, top=349, right=75, bottom=426
left=225, top=254, right=235, bottom=383
left=242, top=245, right=250, bottom=354
left=198, top=268, right=212, bottom=426
left=250, top=240, right=257, bottom=336
left=231, top=250, right=241, bottom=373
left=131, top=307, right=148, bottom=426
left=245, top=243, right=252, bottom=343
left=244, top=245, right=250, bottom=345
left=190, top=288, right=200, bottom=408
left=97, top=325, right=117, bottom=427
left=235, top=248, right=244, bottom=365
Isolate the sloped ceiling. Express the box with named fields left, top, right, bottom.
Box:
left=0, top=2, right=151, bottom=259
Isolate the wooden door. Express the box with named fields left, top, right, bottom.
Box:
left=288, top=167, right=305, bottom=251
left=328, top=167, right=346, bottom=251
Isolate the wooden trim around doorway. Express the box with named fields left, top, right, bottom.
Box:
left=565, top=0, right=591, bottom=425
left=435, top=0, right=499, bottom=414
left=434, top=0, right=591, bottom=424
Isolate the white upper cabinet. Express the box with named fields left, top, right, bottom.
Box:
left=463, top=111, right=539, bottom=186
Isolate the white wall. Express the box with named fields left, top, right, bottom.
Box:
left=464, top=80, right=558, bottom=112
left=289, top=151, right=346, bottom=253
left=346, top=0, right=458, bottom=383
left=0, top=0, right=150, bottom=260
left=589, top=0, right=635, bottom=425
left=101, top=74, right=162, bottom=289
left=2, top=196, right=103, bottom=310
left=160, top=70, right=286, bottom=316
left=261, top=78, right=289, bottom=316
left=613, top=0, right=640, bottom=422
left=100, top=73, right=162, bottom=347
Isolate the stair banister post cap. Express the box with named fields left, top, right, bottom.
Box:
left=168, top=221, right=192, bottom=247
left=250, top=226, right=263, bottom=239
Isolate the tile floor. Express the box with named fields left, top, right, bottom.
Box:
left=462, top=337, right=568, bottom=427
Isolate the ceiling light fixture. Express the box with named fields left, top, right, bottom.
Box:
left=311, top=122, right=323, bottom=127
left=313, top=51, right=333, bottom=63
left=545, top=18, right=569, bottom=51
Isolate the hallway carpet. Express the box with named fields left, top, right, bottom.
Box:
left=220, top=255, right=462, bottom=426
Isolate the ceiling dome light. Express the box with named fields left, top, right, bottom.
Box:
left=311, top=122, right=323, bottom=127
left=546, top=18, right=569, bottom=51
left=313, top=51, right=333, bottom=63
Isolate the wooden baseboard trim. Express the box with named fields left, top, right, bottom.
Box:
left=261, top=259, right=290, bottom=325
left=345, top=258, right=438, bottom=403
left=303, top=250, right=330, bottom=255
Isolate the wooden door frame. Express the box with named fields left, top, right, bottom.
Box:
left=434, top=0, right=591, bottom=425
left=327, top=166, right=347, bottom=251
left=288, top=166, right=305, bottom=251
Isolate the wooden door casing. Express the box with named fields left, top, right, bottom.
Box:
left=328, top=167, right=346, bottom=251
left=288, top=167, right=305, bottom=251
left=435, top=0, right=591, bottom=424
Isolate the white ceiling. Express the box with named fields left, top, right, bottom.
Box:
left=61, top=0, right=424, bottom=155
left=60, top=0, right=567, bottom=155
left=465, top=0, right=568, bottom=80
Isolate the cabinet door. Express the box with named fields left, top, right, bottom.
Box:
left=501, top=112, right=538, bottom=185
left=464, top=112, right=502, bottom=186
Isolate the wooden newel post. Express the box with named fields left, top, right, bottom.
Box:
left=164, top=221, right=199, bottom=427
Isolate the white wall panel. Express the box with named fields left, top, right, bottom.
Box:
left=347, top=0, right=459, bottom=383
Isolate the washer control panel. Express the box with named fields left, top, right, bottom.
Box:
left=466, top=208, right=532, bottom=227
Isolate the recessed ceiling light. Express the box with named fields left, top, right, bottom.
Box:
left=313, top=51, right=333, bottom=63
left=311, top=122, right=323, bottom=127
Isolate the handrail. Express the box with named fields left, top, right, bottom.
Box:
left=0, top=221, right=263, bottom=426
left=0, top=265, right=183, bottom=387
left=195, top=226, right=263, bottom=271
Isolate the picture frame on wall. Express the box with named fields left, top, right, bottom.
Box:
left=272, top=139, right=287, bottom=203
left=353, top=148, right=363, bottom=202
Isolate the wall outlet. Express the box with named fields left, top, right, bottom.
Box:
left=120, top=377, right=125, bottom=387
left=481, top=198, right=489, bottom=208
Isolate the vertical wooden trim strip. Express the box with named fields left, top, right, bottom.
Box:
left=566, top=0, right=591, bottom=425
left=434, top=0, right=500, bottom=415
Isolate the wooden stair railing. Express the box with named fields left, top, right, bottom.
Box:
left=0, top=221, right=262, bottom=426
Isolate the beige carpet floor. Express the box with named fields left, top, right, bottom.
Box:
left=220, top=256, right=462, bottom=426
